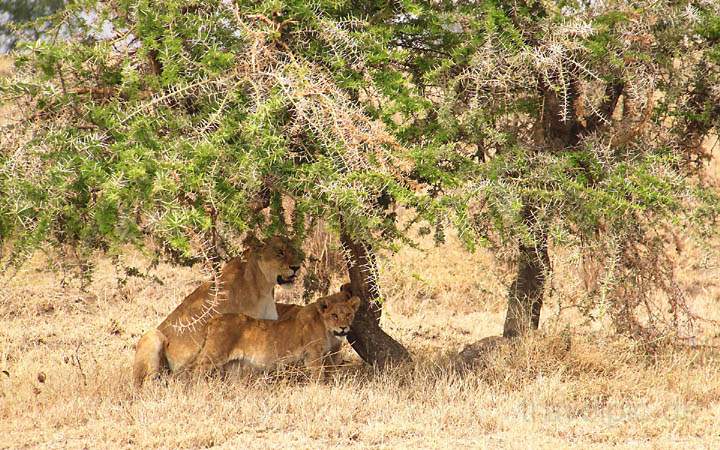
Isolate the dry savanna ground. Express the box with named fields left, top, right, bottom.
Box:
left=2, top=228, right=720, bottom=449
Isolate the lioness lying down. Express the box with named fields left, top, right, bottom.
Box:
left=191, top=289, right=361, bottom=379
left=275, top=283, right=354, bottom=362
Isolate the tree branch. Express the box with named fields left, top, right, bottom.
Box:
left=583, top=81, right=624, bottom=134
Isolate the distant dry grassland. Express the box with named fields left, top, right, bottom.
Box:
left=2, top=229, right=720, bottom=449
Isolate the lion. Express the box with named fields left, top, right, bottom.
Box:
left=274, top=283, right=354, bottom=365
left=190, top=289, right=361, bottom=380
left=133, top=235, right=303, bottom=387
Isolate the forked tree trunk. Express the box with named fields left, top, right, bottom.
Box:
left=502, top=204, right=550, bottom=337
left=502, top=79, right=583, bottom=337
left=340, top=231, right=411, bottom=366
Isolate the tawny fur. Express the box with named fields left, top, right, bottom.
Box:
left=274, top=283, right=354, bottom=365
left=132, top=329, right=167, bottom=385
left=132, top=236, right=302, bottom=387
left=192, top=290, right=360, bottom=380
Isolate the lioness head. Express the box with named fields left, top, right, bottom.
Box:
left=318, top=290, right=361, bottom=337
left=254, top=235, right=304, bottom=285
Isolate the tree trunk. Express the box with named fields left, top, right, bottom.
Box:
left=503, top=80, right=581, bottom=337
left=340, top=231, right=411, bottom=366
left=502, top=204, right=550, bottom=337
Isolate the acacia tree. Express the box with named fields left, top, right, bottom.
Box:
left=0, top=0, right=437, bottom=365
left=380, top=0, right=720, bottom=337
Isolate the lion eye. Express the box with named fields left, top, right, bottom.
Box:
left=331, top=314, right=338, bottom=320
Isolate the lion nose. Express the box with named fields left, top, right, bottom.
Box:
left=290, top=265, right=300, bottom=272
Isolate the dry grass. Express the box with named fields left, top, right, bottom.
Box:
left=2, top=231, right=720, bottom=449
left=0, top=55, right=16, bottom=127
left=0, top=56, right=11, bottom=76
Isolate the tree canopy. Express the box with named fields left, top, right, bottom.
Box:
left=2, top=0, right=719, bottom=343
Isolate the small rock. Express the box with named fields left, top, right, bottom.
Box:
left=37, top=372, right=46, bottom=383
left=457, top=335, right=507, bottom=366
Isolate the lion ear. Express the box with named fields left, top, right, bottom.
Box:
left=349, top=296, right=361, bottom=311
left=243, top=234, right=263, bottom=251
left=318, top=300, right=329, bottom=312
left=340, top=282, right=353, bottom=296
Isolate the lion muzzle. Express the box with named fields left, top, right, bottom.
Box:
left=333, top=327, right=350, bottom=337
left=277, top=266, right=301, bottom=284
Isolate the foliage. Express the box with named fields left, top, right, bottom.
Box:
left=2, top=0, right=719, bottom=337
left=0, top=0, right=430, bottom=267
left=383, top=0, right=720, bottom=336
